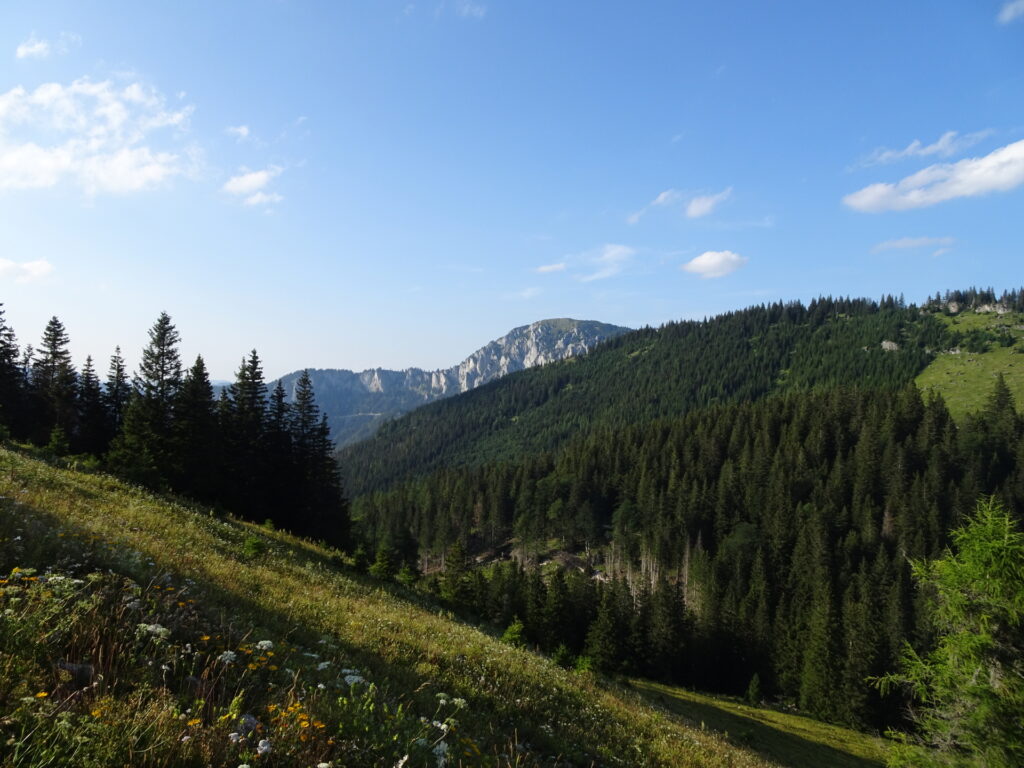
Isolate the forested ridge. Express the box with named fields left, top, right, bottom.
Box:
left=345, top=289, right=1024, bottom=736
left=341, top=295, right=960, bottom=495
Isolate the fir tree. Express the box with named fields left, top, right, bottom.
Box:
left=104, top=346, right=130, bottom=431
left=108, top=313, right=182, bottom=486
left=75, top=355, right=110, bottom=456
left=31, top=316, right=77, bottom=443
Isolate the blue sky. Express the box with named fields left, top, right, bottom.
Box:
left=2, top=1, right=1023, bottom=379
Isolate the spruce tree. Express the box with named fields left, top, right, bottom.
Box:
left=31, top=316, right=77, bottom=444
left=108, top=313, right=182, bottom=486
left=171, top=356, right=219, bottom=500
left=104, top=346, right=130, bottom=432
left=878, top=499, right=1024, bottom=768
left=75, top=355, right=110, bottom=456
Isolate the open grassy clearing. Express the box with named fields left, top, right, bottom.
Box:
left=916, top=311, right=1024, bottom=420
left=0, top=447, right=792, bottom=767
left=629, top=680, right=887, bottom=768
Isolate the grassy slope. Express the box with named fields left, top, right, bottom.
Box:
left=630, top=681, right=886, bottom=768
left=915, top=311, right=1024, bottom=420
left=0, top=447, right=800, bottom=768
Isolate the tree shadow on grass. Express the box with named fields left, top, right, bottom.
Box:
left=629, top=680, right=886, bottom=768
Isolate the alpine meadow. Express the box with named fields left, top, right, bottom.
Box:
left=2, top=3, right=1024, bottom=767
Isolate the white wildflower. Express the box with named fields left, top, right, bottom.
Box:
left=227, top=732, right=241, bottom=743
left=433, top=740, right=449, bottom=767
left=340, top=668, right=360, bottom=675
left=256, top=640, right=274, bottom=652
left=316, top=661, right=330, bottom=671
left=257, top=738, right=271, bottom=755
left=218, top=650, right=238, bottom=664
left=344, top=674, right=365, bottom=685
left=452, top=697, right=467, bottom=709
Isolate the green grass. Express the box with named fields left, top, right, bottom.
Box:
left=915, top=310, right=1024, bottom=420
left=0, top=447, right=789, bottom=767
left=629, top=680, right=887, bottom=768
left=0, top=447, right=896, bottom=767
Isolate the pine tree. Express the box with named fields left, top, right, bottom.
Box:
left=104, top=346, right=130, bottom=432
left=75, top=356, right=110, bottom=456
left=107, top=313, right=182, bottom=486
left=31, top=316, right=77, bottom=444
left=878, top=499, right=1024, bottom=768
left=171, top=356, right=219, bottom=500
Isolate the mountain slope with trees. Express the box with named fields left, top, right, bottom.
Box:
left=276, top=318, right=631, bottom=447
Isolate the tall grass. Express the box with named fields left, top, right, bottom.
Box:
left=0, top=447, right=785, bottom=766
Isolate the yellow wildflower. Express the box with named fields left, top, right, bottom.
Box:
left=35, top=691, right=48, bottom=698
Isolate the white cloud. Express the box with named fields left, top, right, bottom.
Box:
left=998, top=0, right=1024, bottom=23
left=16, top=36, right=50, bottom=59
left=535, top=262, right=566, bottom=273
left=682, top=250, right=747, bottom=278
left=580, top=244, right=636, bottom=282
left=628, top=188, right=682, bottom=224
left=871, top=236, right=954, bottom=253
left=0, top=258, right=53, bottom=282
left=843, top=139, right=1024, bottom=212
left=223, top=166, right=281, bottom=196
left=0, top=77, right=193, bottom=194
left=244, top=191, right=283, bottom=207
left=859, top=130, right=992, bottom=167
left=685, top=187, right=732, bottom=218
left=455, top=1, right=487, bottom=18
left=223, top=166, right=283, bottom=207
left=225, top=125, right=250, bottom=141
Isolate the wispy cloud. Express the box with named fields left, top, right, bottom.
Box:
left=682, top=250, right=747, bottom=279
left=843, top=139, right=1024, bottom=212
left=857, top=130, right=992, bottom=167
left=0, top=77, right=194, bottom=194
left=455, top=0, right=487, bottom=18
left=225, top=125, right=250, bottom=141
left=579, top=244, right=636, bottom=282
left=15, top=36, right=50, bottom=59
left=0, top=258, right=53, bottom=282
left=223, top=165, right=283, bottom=207
left=628, top=188, right=682, bottom=224
left=685, top=187, right=732, bottom=218
left=998, top=0, right=1024, bottom=24
left=14, top=32, right=80, bottom=60
left=535, top=262, right=566, bottom=273
left=871, top=236, right=954, bottom=257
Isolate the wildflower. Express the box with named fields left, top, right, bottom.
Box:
left=256, top=738, right=271, bottom=756
left=238, top=713, right=259, bottom=733
left=316, top=661, right=330, bottom=671
left=228, top=732, right=241, bottom=743
left=452, top=698, right=467, bottom=709
left=344, top=674, right=365, bottom=686
left=181, top=735, right=191, bottom=742
left=35, top=691, right=48, bottom=698
left=218, top=650, right=238, bottom=664
left=256, top=640, right=274, bottom=652
left=317, top=763, right=331, bottom=768
left=187, top=718, right=202, bottom=726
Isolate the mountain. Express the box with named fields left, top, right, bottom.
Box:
left=276, top=318, right=631, bottom=447
left=341, top=295, right=953, bottom=495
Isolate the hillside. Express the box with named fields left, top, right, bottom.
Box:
left=341, top=297, right=947, bottom=495
left=915, top=306, right=1024, bottom=420
left=275, top=319, right=631, bottom=447
left=0, top=446, right=896, bottom=768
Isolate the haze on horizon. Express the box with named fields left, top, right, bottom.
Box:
left=2, top=1, right=1022, bottom=380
